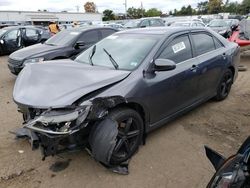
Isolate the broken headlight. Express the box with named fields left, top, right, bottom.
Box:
left=208, top=156, right=247, bottom=188
left=24, top=103, right=91, bottom=135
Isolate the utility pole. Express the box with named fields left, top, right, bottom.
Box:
left=76, top=5, right=79, bottom=12
left=124, top=0, right=127, bottom=18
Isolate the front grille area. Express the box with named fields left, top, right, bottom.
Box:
left=8, top=58, right=23, bottom=66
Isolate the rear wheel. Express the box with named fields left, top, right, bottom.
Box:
left=215, top=69, right=233, bottom=101
left=108, top=108, right=143, bottom=165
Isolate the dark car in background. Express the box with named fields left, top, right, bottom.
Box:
left=208, top=19, right=239, bottom=38
left=0, top=26, right=51, bottom=55
left=124, top=18, right=165, bottom=28
left=8, top=27, right=118, bottom=75
left=13, top=27, right=239, bottom=170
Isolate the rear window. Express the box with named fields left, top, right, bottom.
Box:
left=192, top=33, right=215, bottom=56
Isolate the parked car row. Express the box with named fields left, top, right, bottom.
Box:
left=8, top=27, right=118, bottom=74
left=12, top=26, right=240, bottom=177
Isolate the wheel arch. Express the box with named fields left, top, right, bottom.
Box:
left=228, top=66, right=235, bottom=81
left=114, top=102, right=148, bottom=144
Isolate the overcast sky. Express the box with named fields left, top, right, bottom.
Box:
left=0, top=0, right=243, bottom=13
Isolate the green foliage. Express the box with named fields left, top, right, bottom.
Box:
left=127, top=7, right=146, bottom=18
left=197, top=1, right=209, bottom=14
left=145, top=8, right=162, bottom=17
left=240, top=0, right=250, bottom=14
left=208, top=0, right=223, bottom=14
left=103, top=9, right=115, bottom=21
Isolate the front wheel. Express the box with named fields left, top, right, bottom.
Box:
left=215, top=69, right=233, bottom=101
left=108, top=108, right=143, bottom=165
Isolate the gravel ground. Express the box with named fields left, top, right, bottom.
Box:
left=0, top=53, right=250, bottom=188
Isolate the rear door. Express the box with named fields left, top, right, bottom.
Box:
left=23, top=28, right=40, bottom=46
left=145, top=34, right=201, bottom=125
left=190, top=32, right=227, bottom=98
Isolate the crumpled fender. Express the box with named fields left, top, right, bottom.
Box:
left=87, top=96, right=127, bottom=120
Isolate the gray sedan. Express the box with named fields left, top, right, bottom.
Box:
left=13, top=27, right=240, bottom=172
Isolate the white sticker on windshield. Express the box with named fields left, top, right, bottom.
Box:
left=172, top=42, right=186, bottom=53
left=107, top=35, right=118, bottom=39
left=70, top=32, right=80, bottom=35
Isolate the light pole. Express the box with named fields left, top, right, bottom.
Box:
left=124, top=0, right=127, bottom=18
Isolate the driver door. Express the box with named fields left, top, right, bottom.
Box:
left=144, top=34, right=201, bottom=126
left=72, top=30, right=100, bottom=56
left=23, top=28, right=40, bottom=46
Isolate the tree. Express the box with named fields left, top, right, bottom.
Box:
left=145, top=8, right=162, bottom=17
left=224, top=2, right=240, bottom=14
left=240, top=0, right=250, bottom=14
left=208, top=0, right=223, bottom=14
left=103, top=9, right=115, bottom=21
left=84, top=2, right=96, bottom=13
left=197, top=1, right=209, bottom=14
left=127, top=7, right=145, bottom=18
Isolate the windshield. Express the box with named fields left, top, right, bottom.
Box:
left=45, top=30, right=80, bottom=46
left=75, top=34, right=159, bottom=71
left=124, top=20, right=140, bottom=28
left=0, top=29, right=7, bottom=36
left=209, top=20, right=228, bottom=27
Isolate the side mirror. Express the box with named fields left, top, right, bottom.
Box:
left=140, top=25, right=147, bottom=28
left=75, top=41, right=85, bottom=49
left=154, top=59, right=176, bottom=72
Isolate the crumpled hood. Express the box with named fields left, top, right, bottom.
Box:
left=13, top=61, right=130, bottom=108
left=9, top=43, right=63, bottom=60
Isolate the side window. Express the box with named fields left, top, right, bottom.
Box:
left=140, top=20, right=150, bottom=27
left=4, top=29, right=18, bottom=40
left=150, top=19, right=163, bottom=26
left=192, top=33, right=216, bottom=56
left=78, top=30, right=99, bottom=44
left=101, top=29, right=115, bottom=39
left=25, top=29, right=38, bottom=37
left=214, top=37, right=223, bottom=49
left=159, top=35, right=192, bottom=64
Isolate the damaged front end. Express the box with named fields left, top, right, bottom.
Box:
left=15, top=96, right=127, bottom=166
left=17, top=101, right=92, bottom=160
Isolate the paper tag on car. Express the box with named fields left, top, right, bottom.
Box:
left=172, top=42, right=186, bottom=53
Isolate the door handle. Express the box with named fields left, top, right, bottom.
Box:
left=190, top=64, right=198, bottom=71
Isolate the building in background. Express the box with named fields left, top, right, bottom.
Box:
left=0, top=10, right=102, bottom=26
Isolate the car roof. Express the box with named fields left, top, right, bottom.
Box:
left=1, top=25, right=44, bottom=30
left=117, top=27, right=209, bottom=35
left=65, top=26, right=118, bottom=32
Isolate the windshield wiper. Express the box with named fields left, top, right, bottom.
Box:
left=103, top=48, right=119, bottom=70
left=88, top=45, right=96, bottom=66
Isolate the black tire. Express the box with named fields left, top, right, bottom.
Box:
left=107, top=107, right=143, bottom=165
left=215, top=69, right=233, bottom=101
